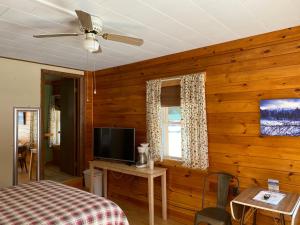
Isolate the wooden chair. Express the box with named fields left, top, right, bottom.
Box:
left=194, top=172, right=239, bottom=225
left=18, top=145, right=28, bottom=173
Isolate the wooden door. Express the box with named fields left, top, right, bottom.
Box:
left=60, top=78, right=77, bottom=175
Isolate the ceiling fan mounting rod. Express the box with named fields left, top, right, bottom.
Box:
left=85, top=30, right=98, bottom=34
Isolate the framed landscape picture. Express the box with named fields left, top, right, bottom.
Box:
left=260, top=99, right=300, bottom=136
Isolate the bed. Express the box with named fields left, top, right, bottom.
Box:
left=0, top=180, right=129, bottom=225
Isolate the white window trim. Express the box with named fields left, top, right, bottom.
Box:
left=161, top=107, right=169, bottom=157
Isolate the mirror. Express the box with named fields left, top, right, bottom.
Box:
left=13, top=107, right=40, bottom=185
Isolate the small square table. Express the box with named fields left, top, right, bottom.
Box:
left=230, top=187, right=300, bottom=225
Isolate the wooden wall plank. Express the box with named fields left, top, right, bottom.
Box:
left=89, top=25, right=300, bottom=224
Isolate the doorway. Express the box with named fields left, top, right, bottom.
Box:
left=40, top=70, right=85, bottom=183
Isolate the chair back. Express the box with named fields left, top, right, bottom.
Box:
left=201, top=172, right=239, bottom=209
left=216, top=173, right=232, bottom=208
left=18, top=145, right=27, bottom=159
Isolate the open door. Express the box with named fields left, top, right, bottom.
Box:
left=60, top=78, right=77, bottom=175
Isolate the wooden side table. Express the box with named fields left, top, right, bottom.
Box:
left=231, top=187, right=300, bottom=225
left=89, top=160, right=167, bottom=225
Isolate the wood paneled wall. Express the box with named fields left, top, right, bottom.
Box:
left=91, top=26, right=300, bottom=224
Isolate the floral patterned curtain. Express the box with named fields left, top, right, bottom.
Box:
left=146, top=79, right=162, bottom=161
left=29, top=112, right=37, bottom=147
left=181, top=73, right=208, bottom=169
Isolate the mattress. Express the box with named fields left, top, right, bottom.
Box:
left=0, top=180, right=129, bottom=225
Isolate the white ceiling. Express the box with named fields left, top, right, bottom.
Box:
left=0, top=0, right=299, bottom=71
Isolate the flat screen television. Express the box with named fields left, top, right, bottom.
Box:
left=93, top=127, right=135, bottom=163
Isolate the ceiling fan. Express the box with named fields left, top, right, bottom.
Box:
left=33, top=10, right=144, bottom=53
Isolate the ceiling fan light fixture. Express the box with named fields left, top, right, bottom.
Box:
left=83, top=33, right=99, bottom=52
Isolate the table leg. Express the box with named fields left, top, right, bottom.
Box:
left=240, top=205, right=246, bottom=225
left=103, top=169, right=108, bottom=198
left=89, top=163, right=94, bottom=193
left=28, top=151, right=33, bottom=180
left=253, top=209, right=257, bottom=225
left=148, top=175, right=154, bottom=225
left=280, top=214, right=286, bottom=225
left=291, top=198, right=300, bottom=225
left=161, top=173, right=167, bottom=220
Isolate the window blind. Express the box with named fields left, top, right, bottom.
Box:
left=161, top=85, right=180, bottom=107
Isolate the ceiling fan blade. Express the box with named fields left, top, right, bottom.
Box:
left=102, top=33, right=144, bottom=46
left=33, top=33, right=80, bottom=38
left=75, top=10, right=93, bottom=31
left=92, top=45, right=102, bottom=54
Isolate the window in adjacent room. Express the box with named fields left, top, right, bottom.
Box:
left=54, top=109, right=61, bottom=145
left=49, top=98, right=61, bottom=146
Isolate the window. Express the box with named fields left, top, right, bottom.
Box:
left=161, top=106, right=182, bottom=159
left=18, top=112, right=26, bottom=125
left=54, top=109, right=61, bottom=145
left=50, top=108, right=61, bottom=146
left=147, top=73, right=208, bottom=168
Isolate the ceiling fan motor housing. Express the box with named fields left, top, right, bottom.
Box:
left=90, top=16, right=103, bottom=33
left=80, top=15, right=103, bottom=34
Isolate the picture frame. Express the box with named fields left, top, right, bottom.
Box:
left=260, top=99, right=300, bottom=136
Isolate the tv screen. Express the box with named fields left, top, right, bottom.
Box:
left=93, top=127, right=135, bottom=163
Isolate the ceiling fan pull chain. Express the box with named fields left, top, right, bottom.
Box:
left=93, top=60, right=97, bottom=95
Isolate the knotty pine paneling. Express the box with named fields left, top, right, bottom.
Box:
left=90, top=26, right=300, bottom=224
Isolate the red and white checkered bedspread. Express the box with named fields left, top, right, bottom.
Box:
left=0, top=180, right=129, bottom=225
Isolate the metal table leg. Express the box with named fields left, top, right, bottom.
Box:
left=280, top=214, right=286, bottom=225
left=252, top=209, right=257, bottom=225
left=240, top=205, right=246, bottom=225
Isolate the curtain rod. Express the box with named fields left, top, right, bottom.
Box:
left=147, top=76, right=181, bottom=83
left=161, top=73, right=206, bottom=82
left=161, top=77, right=182, bottom=82
left=147, top=72, right=206, bottom=82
